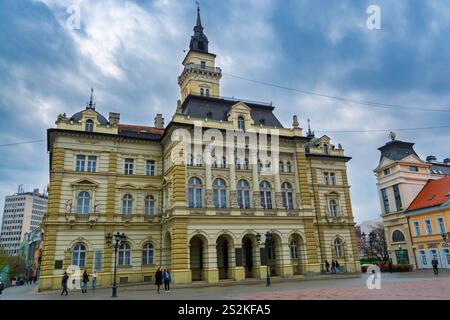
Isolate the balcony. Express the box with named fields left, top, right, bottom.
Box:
left=184, top=63, right=222, bottom=74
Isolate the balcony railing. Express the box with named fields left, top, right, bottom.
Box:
left=184, top=63, right=222, bottom=73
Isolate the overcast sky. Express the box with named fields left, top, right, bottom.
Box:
left=1, top=0, right=449, bottom=223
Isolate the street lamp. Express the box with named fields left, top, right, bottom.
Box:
left=264, top=232, right=272, bottom=287
left=105, top=232, right=127, bottom=298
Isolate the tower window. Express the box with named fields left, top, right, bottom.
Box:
left=198, top=41, right=205, bottom=51
left=237, top=116, right=245, bottom=131
left=200, top=61, right=206, bottom=69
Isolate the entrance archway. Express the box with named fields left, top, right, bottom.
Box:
left=267, top=233, right=282, bottom=276
left=289, top=233, right=306, bottom=275
left=216, top=234, right=233, bottom=280
left=190, top=235, right=207, bottom=281
left=242, top=235, right=256, bottom=278
left=163, top=232, right=172, bottom=270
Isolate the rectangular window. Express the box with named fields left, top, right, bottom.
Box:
left=146, top=160, right=155, bottom=176
left=324, top=172, right=329, bottom=185
left=437, top=217, right=446, bottom=234
left=409, top=166, right=419, bottom=172
left=76, top=155, right=85, bottom=172
left=414, top=221, right=421, bottom=236
left=383, top=168, right=391, bottom=175
left=87, top=156, right=97, bottom=172
left=200, top=61, right=206, bottom=69
left=330, top=172, right=336, bottom=185
left=124, top=158, right=134, bottom=175
left=94, top=250, right=103, bottom=272
left=392, top=184, right=402, bottom=211
left=425, top=219, right=433, bottom=235
left=381, top=188, right=390, bottom=214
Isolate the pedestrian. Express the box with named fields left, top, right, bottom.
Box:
left=82, top=270, right=89, bottom=293
left=155, top=267, right=163, bottom=294
left=432, top=258, right=439, bottom=276
left=0, top=278, right=4, bottom=295
left=61, top=272, right=69, bottom=296
left=335, top=260, right=340, bottom=273
left=91, top=270, right=97, bottom=292
left=163, top=268, right=171, bottom=293
left=331, top=260, right=336, bottom=273
left=325, top=260, right=330, bottom=273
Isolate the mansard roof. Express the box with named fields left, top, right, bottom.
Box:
left=180, top=94, right=284, bottom=128
left=69, top=109, right=109, bottom=126
left=377, top=139, right=419, bottom=162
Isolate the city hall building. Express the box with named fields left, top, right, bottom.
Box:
left=39, top=9, right=360, bottom=291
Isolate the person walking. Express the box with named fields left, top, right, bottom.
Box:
left=163, top=269, right=171, bottom=293
left=82, top=270, right=89, bottom=294
left=331, top=260, right=336, bottom=273
left=91, top=270, right=97, bottom=292
left=155, top=267, right=163, bottom=294
left=335, top=260, right=340, bottom=273
left=61, top=272, right=69, bottom=296
left=325, top=260, right=330, bottom=273
left=432, top=258, right=439, bottom=276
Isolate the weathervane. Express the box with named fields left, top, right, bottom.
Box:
left=86, top=87, right=96, bottom=109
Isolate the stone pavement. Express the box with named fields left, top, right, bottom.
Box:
left=1, top=270, right=449, bottom=300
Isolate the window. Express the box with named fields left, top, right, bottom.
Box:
left=221, top=156, right=226, bottom=168
left=213, top=179, right=227, bottom=209
left=72, top=244, right=86, bottom=267
left=392, top=184, right=402, bottom=211
left=392, top=230, right=405, bottom=243
left=200, top=61, right=206, bottom=69
left=413, top=221, right=421, bottom=236
left=290, top=240, right=298, bottom=259
left=212, top=157, right=218, bottom=168
left=124, top=158, right=134, bottom=175
left=444, top=249, right=450, bottom=265
left=334, top=239, right=343, bottom=258
left=425, top=219, right=433, bottom=235
left=85, top=119, right=94, bottom=132
left=243, top=158, right=249, bottom=170
left=122, top=194, right=133, bottom=215
left=282, top=182, right=294, bottom=210
left=200, top=88, right=204, bottom=96
left=279, top=162, right=284, bottom=173
left=235, top=158, right=241, bottom=170
left=420, top=251, right=427, bottom=266
left=146, top=160, right=155, bottom=176
left=329, top=199, right=338, bottom=216
left=438, top=217, right=446, bottom=234
left=384, top=168, right=391, bottom=175
left=76, top=155, right=85, bottom=172
left=323, top=144, right=329, bottom=155
left=205, top=89, right=210, bottom=97
left=324, top=172, right=330, bottom=185
left=237, top=179, right=251, bottom=209
left=286, top=162, right=292, bottom=173
left=330, top=172, right=336, bottom=185
left=142, top=243, right=154, bottom=265
left=87, top=156, right=97, bottom=173
left=381, top=188, right=390, bottom=214
left=118, top=243, right=131, bottom=266
left=144, top=195, right=155, bottom=215
left=187, top=154, right=193, bottom=166
left=76, top=191, right=90, bottom=214
left=260, top=181, right=272, bottom=209
left=237, top=116, right=245, bottom=131
left=409, top=166, right=419, bottom=172
left=195, top=154, right=203, bottom=166
left=188, top=177, right=203, bottom=208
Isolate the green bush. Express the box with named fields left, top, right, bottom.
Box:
left=361, top=264, right=413, bottom=273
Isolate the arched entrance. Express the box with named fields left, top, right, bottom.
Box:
left=216, top=235, right=233, bottom=280
left=289, top=233, right=306, bottom=275
left=190, top=235, right=207, bottom=281
left=242, top=235, right=256, bottom=278
left=267, top=233, right=282, bottom=276
left=162, top=232, right=172, bottom=269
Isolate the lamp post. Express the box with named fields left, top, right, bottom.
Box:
left=256, top=232, right=271, bottom=286
left=105, top=232, right=127, bottom=298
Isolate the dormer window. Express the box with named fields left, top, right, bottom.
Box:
left=237, top=116, right=245, bottom=131
left=323, top=144, right=329, bottom=155
left=85, top=119, right=94, bottom=132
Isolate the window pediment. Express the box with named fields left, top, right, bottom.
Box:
left=71, top=178, right=99, bottom=187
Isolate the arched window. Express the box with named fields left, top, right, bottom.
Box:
left=205, top=89, right=210, bottom=97
left=237, top=116, right=245, bottom=131
left=72, top=243, right=86, bottom=267
left=76, top=191, right=90, bottom=214
left=290, top=240, right=298, bottom=259
left=392, top=230, right=406, bottom=243
left=323, top=144, right=329, bottom=155
left=188, top=177, right=203, bottom=208
left=122, top=194, right=133, bottom=215
left=334, top=238, right=344, bottom=258
left=279, top=161, right=284, bottom=173
left=282, top=182, right=294, bottom=209
left=85, top=119, right=94, bottom=132
left=200, top=88, right=205, bottom=96
left=329, top=199, right=338, bottom=216
left=259, top=181, right=272, bottom=209
left=286, top=161, right=292, bottom=173
left=237, top=179, right=251, bottom=209
left=213, top=178, right=227, bottom=208
left=144, top=195, right=155, bottom=215
left=118, top=243, right=131, bottom=266
left=142, top=243, right=154, bottom=265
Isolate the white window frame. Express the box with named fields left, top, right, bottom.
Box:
left=425, top=219, right=433, bottom=235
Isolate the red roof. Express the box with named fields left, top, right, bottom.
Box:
left=407, top=177, right=450, bottom=212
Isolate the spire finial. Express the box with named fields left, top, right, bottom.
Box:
left=87, top=87, right=96, bottom=109
left=307, top=118, right=315, bottom=138
left=195, top=1, right=202, bottom=27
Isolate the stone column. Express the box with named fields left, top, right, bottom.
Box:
left=274, top=167, right=282, bottom=209
left=250, top=150, right=261, bottom=208
left=206, top=244, right=219, bottom=284
left=228, top=149, right=238, bottom=208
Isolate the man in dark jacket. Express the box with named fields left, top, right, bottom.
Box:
left=432, top=258, right=439, bottom=276
left=325, top=260, right=330, bottom=273
left=61, top=272, right=69, bottom=296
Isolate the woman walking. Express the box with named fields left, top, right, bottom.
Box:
left=82, top=270, right=89, bottom=294
left=155, top=267, right=163, bottom=294
left=91, top=270, right=97, bottom=292
left=163, top=269, right=171, bottom=293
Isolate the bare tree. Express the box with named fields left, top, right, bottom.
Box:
left=360, top=223, right=389, bottom=263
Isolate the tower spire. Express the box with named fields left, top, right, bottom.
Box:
left=189, top=2, right=208, bottom=53
left=86, top=87, right=96, bottom=109
left=307, top=118, right=315, bottom=138
left=195, top=2, right=202, bottom=28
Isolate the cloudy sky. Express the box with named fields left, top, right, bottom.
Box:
left=0, top=0, right=449, bottom=223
